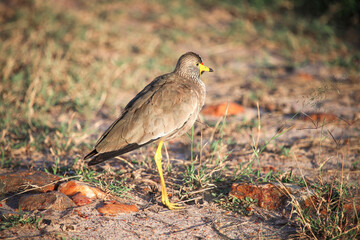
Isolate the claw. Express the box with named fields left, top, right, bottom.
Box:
left=161, top=190, right=184, bottom=210
left=163, top=199, right=184, bottom=210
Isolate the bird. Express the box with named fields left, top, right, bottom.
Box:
left=84, top=52, right=213, bottom=209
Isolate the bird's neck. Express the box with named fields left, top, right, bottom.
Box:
left=174, top=71, right=206, bottom=106
left=174, top=69, right=200, bottom=83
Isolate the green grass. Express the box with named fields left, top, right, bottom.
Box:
left=181, top=110, right=231, bottom=191
left=0, top=209, right=42, bottom=230
left=214, top=193, right=257, bottom=216
left=72, top=166, right=130, bottom=197
left=281, top=146, right=291, bottom=157
left=209, top=100, right=359, bottom=238
left=182, top=163, right=213, bottom=190
left=293, top=181, right=360, bottom=239
left=39, top=156, right=130, bottom=198
left=219, top=163, right=359, bottom=238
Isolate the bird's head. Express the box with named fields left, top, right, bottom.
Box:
left=174, top=52, right=213, bottom=80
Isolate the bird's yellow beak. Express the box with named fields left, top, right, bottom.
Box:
left=199, top=62, right=214, bottom=75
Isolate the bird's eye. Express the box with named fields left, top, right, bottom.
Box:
left=196, top=63, right=199, bottom=66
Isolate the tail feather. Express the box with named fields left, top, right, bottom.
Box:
left=88, top=150, right=124, bottom=166
left=87, top=142, right=148, bottom=166
left=83, top=149, right=98, bottom=160
left=85, top=138, right=159, bottom=166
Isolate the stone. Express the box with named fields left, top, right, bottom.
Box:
left=19, top=191, right=75, bottom=211
left=229, top=182, right=315, bottom=210
left=202, top=102, right=244, bottom=117
left=300, top=113, right=337, bottom=123
left=0, top=171, right=61, bottom=195
left=342, top=197, right=360, bottom=220
left=71, top=192, right=93, bottom=206
left=58, top=180, right=106, bottom=199
left=97, top=201, right=138, bottom=215
left=229, top=183, right=287, bottom=210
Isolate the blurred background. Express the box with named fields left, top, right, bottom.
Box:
left=1, top=0, right=359, bottom=164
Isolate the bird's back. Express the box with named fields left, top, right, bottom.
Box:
left=93, top=72, right=204, bottom=154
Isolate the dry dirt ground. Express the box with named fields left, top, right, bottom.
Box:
left=1, top=1, right=359, bottom=239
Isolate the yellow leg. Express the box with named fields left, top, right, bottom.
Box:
left=154, top=140, right=183, bottom=210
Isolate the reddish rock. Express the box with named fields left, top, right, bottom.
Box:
left=296, top=72, right=314, bottom=81
left=302, top=194, right=318, bottom=210
left=229, top=183, right=287, bottom=210
left=58, top=180, right=106, bottom=199
left=303, top=195, right=359, bottom=220
left=202, top=102, right=244, bottom=117
left=71, top=192, right=93, bottom=206
left=0, top=170, right=60, bottom=194
left=19, top=191, right=75, bottom=211
left=97, top=201, right=138, bottom=215
left=230, top=183, right=318, bottom=211
left=341, top=197, right=360, bottom=218
left=264, top=102, right=276, bottom=112
left=300, top=113, right=337, bottom=123
left=261, top=165, right=277, bottom=173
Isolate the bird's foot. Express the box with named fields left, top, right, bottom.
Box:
left=162, top=198, right=184, bottom=210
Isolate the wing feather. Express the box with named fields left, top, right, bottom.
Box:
left=94, top=74, right=199, bottom=154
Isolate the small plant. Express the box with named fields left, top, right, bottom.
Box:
left=280, top=146, right=291, bottom=157
left=181, top=109, right=230, bottom=189
left=213, top=193, right=256, bottom=216
left=106, top=178, right=131, bottom=198
left=276, top=170, right=306, bottom=186
left=182, top=163, right=211, bottom=189
left=44, top=156, right=68, bottom=176
left=74, top=166, right=100, bottom=182
left=351, top=159, right=360, bottom=171
left=52, top=156, right=60, bottom=175
left=0, top=209, right=42, bottom=230
left=291, top=181, right=360, bottom=239
left=1, top=151, right=14, bottom=168
left=75, top=166, right=131, bottom=197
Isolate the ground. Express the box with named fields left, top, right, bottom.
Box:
left=1, top=0, right=359, bottom=239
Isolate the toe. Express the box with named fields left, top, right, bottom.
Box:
left=166, top=202, right=184, bottom=210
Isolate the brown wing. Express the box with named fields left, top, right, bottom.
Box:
left=91, top=74, right=167, bottom=151
left=93, top=73, right=199, bottom=155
